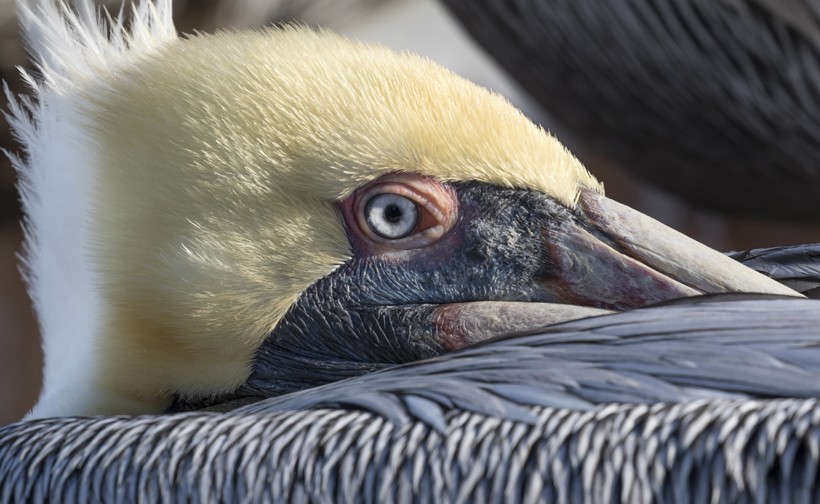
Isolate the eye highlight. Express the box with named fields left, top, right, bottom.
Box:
left=365, top=193, right=420, bottom=239
left=346, top=173, right=458, bottom=251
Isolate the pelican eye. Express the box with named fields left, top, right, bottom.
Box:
left=347, top=173, right=458, bottom=250
left=364, top=193, right=420, bottom=239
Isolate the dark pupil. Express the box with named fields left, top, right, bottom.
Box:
left=384, top=204, right=403, bottom=224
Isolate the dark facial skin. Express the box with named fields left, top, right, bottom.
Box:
left=234, top=181, right=605, bottom=399
left=167, top=178, right=793, bottom=412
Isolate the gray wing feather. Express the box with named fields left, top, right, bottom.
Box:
left=235, top=298, right=820, bottom=422
left=745, top=0, right=820, bottom=47
left=5, top=298, right=820, bottom=501
left=731, top=243, right=820, bottom=296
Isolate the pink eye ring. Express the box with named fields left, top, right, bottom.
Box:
left=347, top=173, right=458, bottom=251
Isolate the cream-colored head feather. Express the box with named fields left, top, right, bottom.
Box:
left=10, top=0, right=601, bottom=417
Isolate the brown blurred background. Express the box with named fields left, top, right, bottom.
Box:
left=3, top=0, right=820, bottom=425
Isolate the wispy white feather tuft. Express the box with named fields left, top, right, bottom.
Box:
left=6, top=0, right=176, bottom=418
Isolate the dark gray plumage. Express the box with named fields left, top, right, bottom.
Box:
left=440, top=0, right=820, bottom=221
left=3, top=399, right=819, bottom=503
left=732, top=243, right=820, bottom=296
left=4, top=297, right=820, bottom=502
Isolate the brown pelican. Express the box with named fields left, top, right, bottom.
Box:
left=440, top=0, right=820, bottom=222
left=0, top=0, right=816, bottom=502
left=6, top=0, right=793, bottom=419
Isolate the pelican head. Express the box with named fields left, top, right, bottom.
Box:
left=7, top=0, right=798, bottom=418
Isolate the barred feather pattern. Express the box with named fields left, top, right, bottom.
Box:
left=4, top=298, right=820, bottom=502
left=1, top=399, right=819, bottom=503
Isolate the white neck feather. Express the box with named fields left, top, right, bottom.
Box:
left=6, top=0, right=176, bottom=418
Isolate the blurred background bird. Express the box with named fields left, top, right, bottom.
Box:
left=4, top=0, right=820, bottom=424
left=440, top=0, right=820, bottom=227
